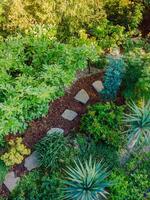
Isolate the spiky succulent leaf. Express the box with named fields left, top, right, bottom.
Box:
left=124, top=101, right=150, bottom=149
left=64, top=157, right=111, bottom=200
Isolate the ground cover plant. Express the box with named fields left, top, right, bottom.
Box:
left=80, top=103, right=125, bottom=148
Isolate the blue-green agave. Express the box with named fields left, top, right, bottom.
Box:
left=64, top=157, right=111, bottom=200
left=124, top=101, right=150, bottom=149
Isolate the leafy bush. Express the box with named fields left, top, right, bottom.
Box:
left=10, top=171, right=64, bottom=200
left=35, top=133, right=72, bottom=171
left=109, top=170, right=129, bottom=200
left=76, top=135, right=119, bottom=168
left=109, top=151, right=150, bottom=200
left=1, top=137, right=30, bottom=166
left=64, top=157, right=111, bottom=200
left=124, top=101, right=150, bottom=149
left=0, top=0, right=106, bottom=37
left=0, top=31, right=99, bottom=146
left=123, top=47, right=150, bottom=100
left=104, top=0, right=143, bottom=30
left=80, top=103, right=125, bottom=148
left=92, top=19, right=127, bottom=50
left=0, top=160, right=8, bottom=184
left=101, top=56, right=125, bottom=101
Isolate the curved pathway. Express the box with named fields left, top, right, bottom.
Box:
left=1, top=71, right=104, bottom=196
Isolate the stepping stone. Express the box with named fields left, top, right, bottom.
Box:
left=47, top=128, right=64, bottom=135
left=4, top=171, right=20, bottom=192
left=92, top=80, right=104, bottom=93
left=74, top=89, right=89, bottom=104
left=61, top=109, right=78, bottom=121
left=24, top=151, right=40, bottom=171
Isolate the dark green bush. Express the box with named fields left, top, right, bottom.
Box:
left=109, top=151, right=150, bottom=200
left=76, top=135, right=120, bottom=168
left=10, top=171, right=64, bottom=200
left=0, top=160, right=8, bottom=184
left=80, top=103, right=125, bottom=148
left=123, top=47, right=150, bottom=100
left=104, top=0, right=143, bottom=30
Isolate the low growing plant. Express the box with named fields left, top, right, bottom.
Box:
left=80, top=103, right=125, bottom=148
left=0, top=160, right=8, bottom=184
left=64, top=157, right=111, bottom=200
left=10, top=171, right=64, bottom=200
left=76, top=135, right=119, bottom=168
left=1, top=137, right=30, bottom=166
left=35, top=132, right=72, bottom=171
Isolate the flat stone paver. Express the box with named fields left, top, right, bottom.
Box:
left=92, top=80, right=104, bottom=93
left=61, top=109, right=78, bottom=121
left=74, top=89, right=89, bottom=104
left=47, top=128, right=64, bottom=135
left=4, top=171, right=20, bottom=192
left=24, top=151, right=40, bottom=171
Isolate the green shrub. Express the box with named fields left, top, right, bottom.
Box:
left=0, top=0, right=106, bottom=37
left=92, top=19, right=127, bottom=50
left=104, top=0, right=143, bottom=30
left=35, top=133, right=72, bottom=171
left=0, top=160, right=8, bottom=184
left=76, top=135, right=119, bottom=168
left=123, top=47, right=150, bottom=100
left=10, top=171, right=64, bottom=200
left=109, top=170, right=129, bottom=200
left=109, top=151, right=150, bottom=200
left=80, top=103, right=125, bottom=148
left=101, top=56, right=125, bottom=101
left=0, top=31, right=99, bottom=146
left=64, top=157, right=111, bottom=200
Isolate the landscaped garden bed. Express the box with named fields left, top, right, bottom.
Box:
left=0, top=0, right=150, bottom=199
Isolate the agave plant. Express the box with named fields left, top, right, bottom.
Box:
left=64, top=157, right=111, bottom=200
left=124, top=101, right=150, bottom=150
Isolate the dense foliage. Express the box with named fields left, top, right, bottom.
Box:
left=123, top=45, right=150, bottom=100
left=109, top=151, right=150, bottom=200
left=0, top=0, right=144, bottom=38
left=9, top=171, right=64, bottom=200
left=0, top=160, right=8, bottom=184
left=0, top=0, right=149, bottom=199
left=80, top=103, right=125, bottom=148
left=35, top=132, right=72, bottom=171
left=0, top=30, right=98, bottom=145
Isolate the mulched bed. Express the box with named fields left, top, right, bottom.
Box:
left=23, top=71, right=104, bottom=147
left=140, top=8, right=150, bottom=37
left=0, top=71, right=105, bottom=197
left=0, top=69, right=127, bottom=197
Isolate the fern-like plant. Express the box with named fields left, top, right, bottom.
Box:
left=124, top=101, right=150, bottom=150
left=101, top=56, right=125, bottom=101
left=64, top=157, right=111, bottom=200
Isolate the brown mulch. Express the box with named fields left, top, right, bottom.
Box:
left=140, top=8, right=150, bottom=37
left=24, top=71, right=104, bottom=147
